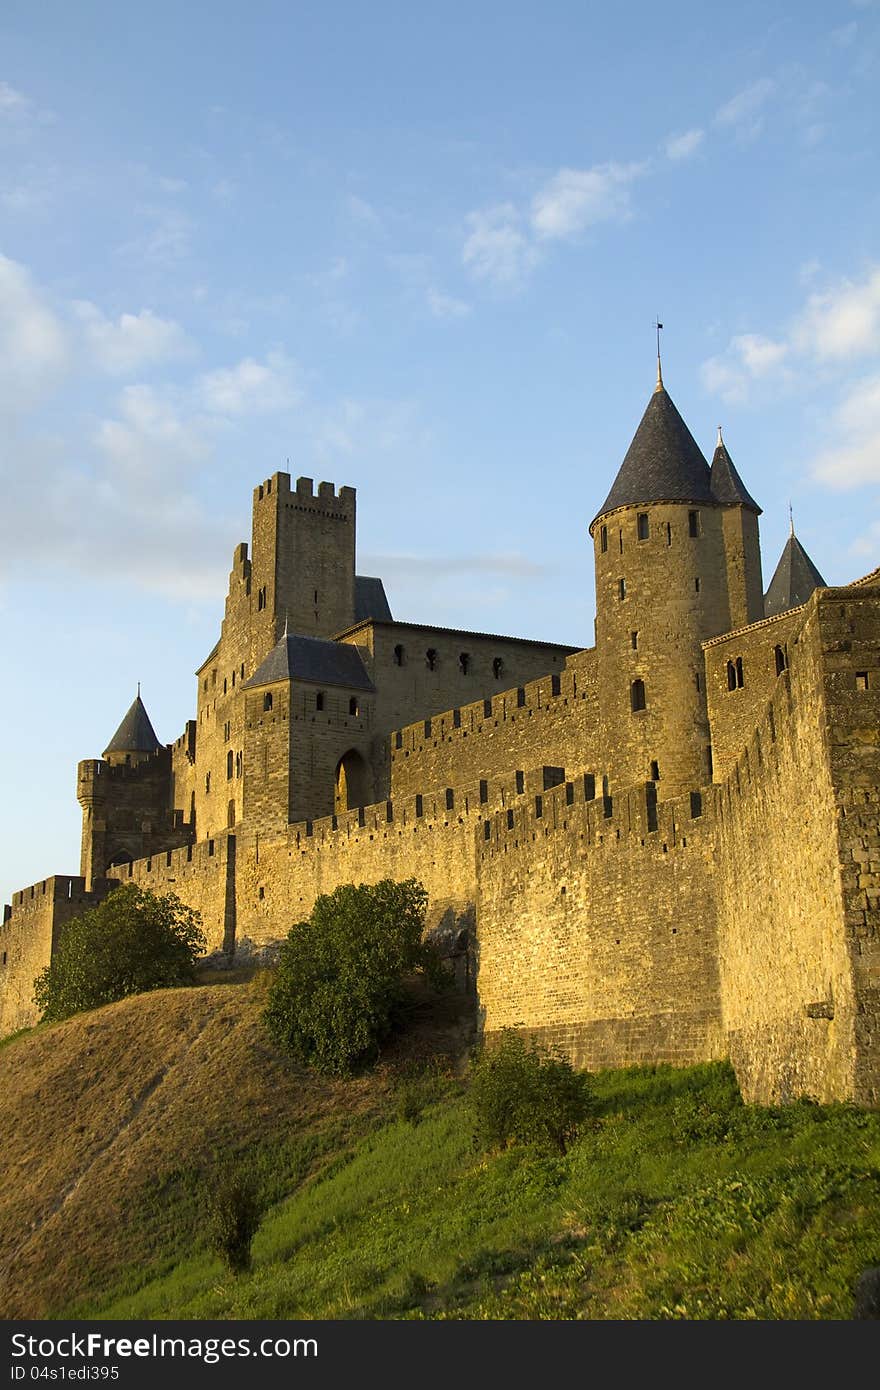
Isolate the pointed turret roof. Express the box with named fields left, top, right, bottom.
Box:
left=244, top=631, right=375, bottom=691
left=592, top=384, right=712, bottom=529
left=763, top=530, right=827, bottom=617
left=103, top=693, right=161, bottom=757
left=709, top=429, right=761, bottom=514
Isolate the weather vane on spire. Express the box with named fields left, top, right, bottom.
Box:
left=655, top=318, right=664, bottom=391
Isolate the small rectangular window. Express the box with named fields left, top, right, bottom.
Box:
left=855, top=671, right=869, bottom=691
left=600, top=524, right=608, bottom=553
left=515, top=770, right=524, bottom=795
left=631, top=631, right=638, bottom=650
left=695, top=576, right=701, bottom=592
left=688, top=510, right=699, bottom=537
left=618, top=577, right=626, bottom=600
left=637, top=512, right=649, bottom=540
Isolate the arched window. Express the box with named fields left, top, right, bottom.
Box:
left=426, top=648, right=438, bottom=671
left=459, top=651, right=470, bottom=674
left=600, top=524, right=608, bottom=553
left=393, top=644, right=405, bottom=667
left=735, top=656, right=744, bottom=689
left=493, top=657, right=504, bottom=680
left=316, top=691, right=324, bottom=711
left=235, top=750, right=242, bottom=778
left=227, top=750, right=233, bottom=780
left=349, top=696, right=359, bottom=716
left=727, top=660, right=737, bottom=692
left=263, top=691, right=273, bottom=712
left=775, top=644, right=787, bottom=676
left=630, top=678, right=646, bottom=712
left=205, top=771, right=211, bottom=794
left=223, top=677, right=228, bottom=694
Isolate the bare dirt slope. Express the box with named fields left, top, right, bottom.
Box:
left=0, top=976, right=471, bottom=1318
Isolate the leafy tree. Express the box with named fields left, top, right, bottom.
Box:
left=264, top=878, right=442, bottom=1074
left=33, top=884, right=205, bottom=1023
left=207, top=1167, right=262, bottom=1275
left=469, top=1029, right=593, bottom=1154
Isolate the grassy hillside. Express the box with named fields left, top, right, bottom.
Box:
left=2, top=978, right=879, bottom=1320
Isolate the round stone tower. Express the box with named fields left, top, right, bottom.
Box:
left=590, top=369, right=756, bottom=799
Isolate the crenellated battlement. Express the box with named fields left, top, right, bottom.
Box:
left=253, top=472, right=356, bottom=517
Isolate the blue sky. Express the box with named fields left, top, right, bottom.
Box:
left=1, top=0, right=878, bottom=908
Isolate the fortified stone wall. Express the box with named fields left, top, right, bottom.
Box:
left=121, top=832, right=237, bottom=955
left=593, top=501, right=730, bottom=797
left=77, top=750, right=192, bottom=889
left=713, top=596, right=861, bottom=1103
left=0, top=876, right=118, bottom=1033
left=389, top=650, right=597, bottom=799
left=817, top=586, right=880, bottom=1103
left=705, top=604, right=806, bottom=783
left=339, top=620, right=577, bottom=791
left=476, top=777, right=724, bottom=1069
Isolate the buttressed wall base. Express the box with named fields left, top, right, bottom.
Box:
left=2, top=378, right=878, bottom=1107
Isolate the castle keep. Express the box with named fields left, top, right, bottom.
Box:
left=2, top=370, right=878, bottom=1105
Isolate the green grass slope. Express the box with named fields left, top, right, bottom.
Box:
left=3, top=978, right=879, bottom=1320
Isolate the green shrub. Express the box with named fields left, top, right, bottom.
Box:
left=469, top=1030, right=593, bottom=1154
left=207, top=1169, right=262, bottom=1275
left=33, top=884, right=205, bottom=1023
left=264, top=879, right=442, bottom=1074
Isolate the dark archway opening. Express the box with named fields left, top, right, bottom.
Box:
left=334, top=749, right=371, bottom=812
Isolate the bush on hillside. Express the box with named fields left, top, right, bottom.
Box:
left=264, top=878, right=444, bottom=1074
left=207, top=1167, right=262, bottom=1275
left=33, top=884, right=205, bottom=1023
left=469, top=1029, right=593, bottom=1155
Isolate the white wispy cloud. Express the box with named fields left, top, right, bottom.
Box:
left=73, top=302, right=191, bottom=375
left=793, top=268, right=880, bottom=360
left=95, top=385, right=211, bottom=486
left=0, top=81, right=29, bottom=114
left=811, top=372, right=880, bottom=489
left=118, top=206, right=194, bottom=265
left=701, top=333, right=790, bottom=404
left=362, top=551, right=547, bottom=580
left=462, top=203, right=539, bottom=288
left=346, top=193, right=382, bottom=230
left=702, top=265, right=880, bottom=493
left=426, top=287, right=471, bottom=319
left=714, top=78, right=776, bottom=140
left=664, top=128, right=705, bottom=161
left=530, top=162, right=646, bottom=240
left=0, top=252, right=69, bottom=413
left=197, top=351, right=303, bottom=415
left=702, top=266, right=880, bottom=406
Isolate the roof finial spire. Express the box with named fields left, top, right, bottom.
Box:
left=137, top=680, right=141, bottom=698
left=717, top=425, right=724, bottom=447
left=654, top=318, right=664, bottom=392
left=789, top=501, right=795, bottom=537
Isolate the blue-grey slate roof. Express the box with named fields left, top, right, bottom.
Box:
left=354, top=575, right=393, bottom=623
left=104, top=694, right=161, bottom=756
left=709, top=440, right=761, bottom=514
left=592, top=386, right=713, bottom=527
left=244, top=632, right=375, bottom=691
left=764, top=533, right=827, bottom=617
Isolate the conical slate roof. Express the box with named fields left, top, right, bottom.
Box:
left=592, top=385, right=712, bottom=528
left=764, top=532, right=827, bottom=617
left=245, top=632, right=375, bottom=691
left=709, top=434, right=761, bottom=514
left=103, top=694, right=161, bottom=757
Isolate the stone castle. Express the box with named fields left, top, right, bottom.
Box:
left=2, top=367, right=878, bottom=1105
